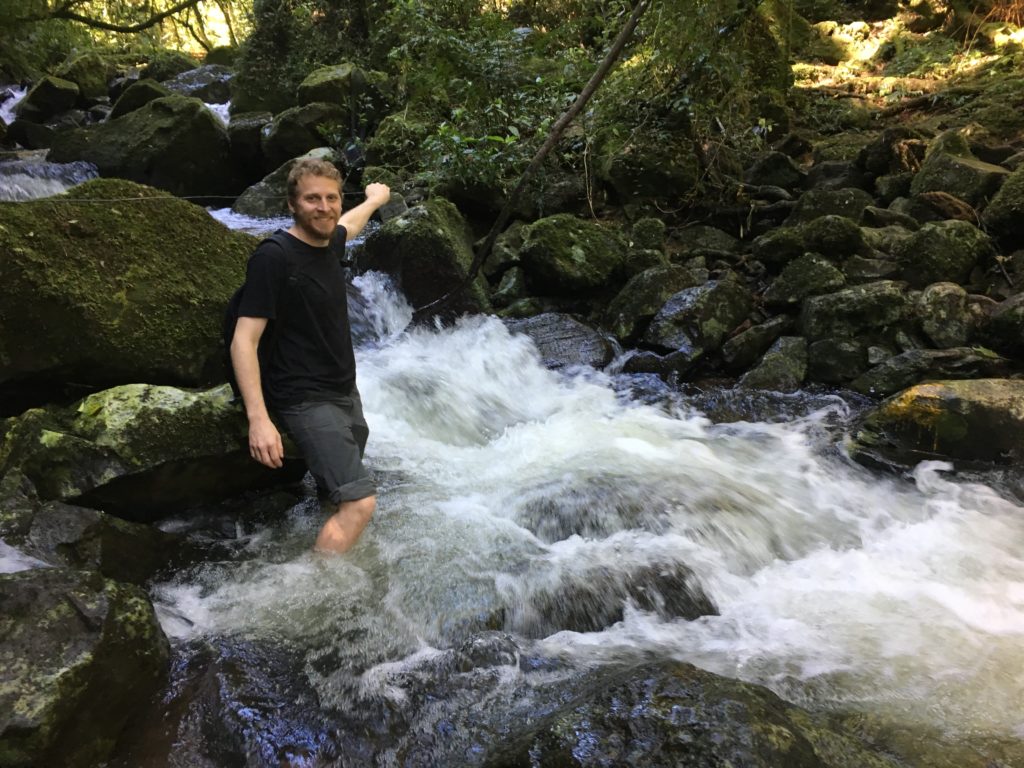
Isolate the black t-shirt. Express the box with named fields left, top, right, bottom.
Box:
left=237, top=227, right=356, bottom=407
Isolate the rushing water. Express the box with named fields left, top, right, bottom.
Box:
left=148, top=269, right=1024, bottom=762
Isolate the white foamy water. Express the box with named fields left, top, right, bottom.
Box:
left=153, top=273, right=1024, bottom=749
left=206, top=207, right=292, bottom=235
left=0, top=84, right=26, bottom=126
left=204, top=101, right=230, bottom=126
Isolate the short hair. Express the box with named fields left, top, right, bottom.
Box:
left=286, top=157, right=343, bottom=202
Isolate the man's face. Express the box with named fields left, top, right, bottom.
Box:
left=288, top=174, right=343, bottom=245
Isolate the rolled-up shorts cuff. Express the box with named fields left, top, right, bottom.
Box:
left=329, top=477, right=377, bottom=504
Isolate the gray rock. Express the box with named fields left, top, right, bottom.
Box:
left=232, top=147, right=339, bottom=218
left=261, top=102, right=349, bottom=170
left=894, top=219, right=995, bottom=288
left=860, top=205, right=919, bottom=230
left=519, top=214, right=626, bottom=293
left=226, top=109, right=272, bottom=182
left=491, top=266, right=527, bottom=308
left=737, top=336, right=808, bottom=392
left=918, top=282, right=971, bottom=348
left=605, top=265, right=706, bottom=343
left=910, top=146, right=1010, bottom=208
left=764, top=253, right=846, bottom=307
left=163, top=64, right=233, bottom=104
left=984, top=292, right=1024, bottom=357
left=807, top=338, right=869, bottom=383
left=674, top=224, right=741, bottom=253
left=108, top=78, right=172, bottom=120
left=981, top=163, right=1024, bottom=251
left=850, top=347, right=1012, bottom=397
left=642, top=279, right=753, bottom=353
left=504, top=313, right=614, bottom=370
left=13, top=76, right=79, bottom=123
left=785, top=187, right=875, bottom=225
left=744, top=151, right=806, bottom=189
left=804, top=160, right=870, bottom=191
left=721, top=315, right=794, bottom=372
left=801, top=280, right=909, bottom=341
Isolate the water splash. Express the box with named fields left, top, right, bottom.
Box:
left=0, top=158, right=98, bottom=201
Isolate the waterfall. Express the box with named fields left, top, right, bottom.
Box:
left=153, top=269, right=1024, bottom=746
left=0, top=157, right=99, bottom=201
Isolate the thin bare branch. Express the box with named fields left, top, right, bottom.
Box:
left=51, top=0, right=204, bottom=33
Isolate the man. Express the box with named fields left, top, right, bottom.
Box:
left=231, top=157, right=391, bottom=553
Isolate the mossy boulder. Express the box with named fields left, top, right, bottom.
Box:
left=605, top=265, right=706, bottom=342
left=981, top=164, right=1024, bottom=250
left=519, top=214, right=626, bottom=294
left=910, top=131, right=1010, bottom=208
left=297, top=64, right=390, bottom=128
left=765, top=253, right=846, bottom=307
left=233, top=147, right=341, bottom=218
left=108, top=78, right=173, bottom=120
left=642, top=278, right=754, bottom=354
left=800, top=280, right=909, bottom=340
left=807, top=338, right=869, bottom=383
left=47, top=95, right=242, bottom=199
left=0, top=179, right=254, bottom=400
left=984, top=292, right=1024, bottom=357
left=54, top=52, right=117, bottom=104
left=260, top=102, right=347, bottom=171
left=893, top=219, right=995, bottom=288
left=744, top=151, right=806, bottom=189
left=785, top=187, right=875, bottom=225
left=142, top=50, right=201, bottom=83
left=0, top=383, right=301, bottom=521
left=360, top=198, right=490, bottom=316
left=13, top=76, right=79, bottom=123
left=737, top=336, right=808, bottom=391
left=850, top=379, right=1024, bottom=468
left=365, top=112, right=433, bottom=168
left=721, top=315, right=794, bottom=373
left=515, top=662, right=902, bottom=768
left=918, top=282, right=971, bottom=348
left=0, top=568, right=169, bottom=768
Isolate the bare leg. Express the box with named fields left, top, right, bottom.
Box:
left=314, top=495, right=376, bottom=554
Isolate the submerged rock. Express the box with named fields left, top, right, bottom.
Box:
left=0, top=568, right=169, bottom=768
left=850, top=378, right=1024, bottom=468
left=504, top=313, right=614, bottom=370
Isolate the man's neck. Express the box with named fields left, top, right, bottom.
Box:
left=287, top=224, right=331, bottom=248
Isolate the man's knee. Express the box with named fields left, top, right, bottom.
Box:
left=339, top=494, right=375, bottom=520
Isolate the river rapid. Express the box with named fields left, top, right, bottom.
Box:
left=146, top=248, right=1024, bottom=763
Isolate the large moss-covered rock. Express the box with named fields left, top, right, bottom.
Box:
left=910, top=131, right=1010, bottom=208
left=721, top=315, right=794, bottom=372
left=142, top=50, right=200, bottom=83
left=13, top=76, right=79, bottom=123
left=0, top=568, right=169, bottom=768
left=981, top=164, right=1024, bottom=250
left=642, top=279, right=753, bottom=354
left=47, top=95, right=241, bottom=199
left=918, top=282, right=971, bottom=348
left=605, top=265, right=706, bottom=342
left=800, top=281, right=909, bottom=340
left=764, top=253, right=846, bottom=307
left=785, top=187, right=875, bottom=225
left=519, top=214, right=626, bottom=294
left=893, top=219, right=995, bottom=288
left=0, top=179, right=254, bottom=400
left=515, top=662, right=902, bottom=768
left=0, top=384, right=300, bottom=520
left=260, top=102, right=347, bottom=171
left=850, top=379, right=1024, bottom=468
left=107, top=78, right=173, bottom=120
left=54, top=52, right=117, bottom=104
left=360, top=198, right=490, bottom=316
left=297, top=63, right=390, bottom=127
left=983, top=292, right=1024, bottom=357
left=737, top=336, right=808, bottom=391
left=365, top=112, right=433, bottom=168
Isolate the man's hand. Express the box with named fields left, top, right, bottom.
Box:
left=364, top=182, right=391, bottom=207
left=248, top=415, right=284, bottom=468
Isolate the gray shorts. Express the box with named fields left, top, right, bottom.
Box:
left=275, top=392, right=376, bottom=505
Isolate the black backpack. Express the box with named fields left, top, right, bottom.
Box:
left=222, top=231, right=291, bottom=399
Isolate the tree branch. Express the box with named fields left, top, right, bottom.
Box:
left=51, top=0, right=205, bottom=33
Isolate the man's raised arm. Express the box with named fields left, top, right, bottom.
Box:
left=339, top=182, right=391, bottom=240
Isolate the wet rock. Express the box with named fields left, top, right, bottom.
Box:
left=163, top=64, right=233, bottom=104
left=504, top=313, right=614, bottom=370
left=850, top=348, right=1013, bottom=398
left=361, top=198, right=490, bottom=316
left=0, top=179, right=254, bottom=401
left=918, top=282, right=971, bottom=348
left=642, top=279, right=753, bottom=354
left=226, top=109, right=272, bottom=184
left=107, top=78, right=172, bottom=119
left=765, top=253, right=846, bottom=307
left=981, top=164, right=1024, bottom=251
left=491, top=266, right=527, bottom=308
left=24, top=501, right=179, bottom=585
left=605, top=265, right=706, bottom=342
left=260, top=101, right=347, bottom=170
left=518, top=213, right=626, bottom=293
left=5, top=119, right=56, bottom=150
left=850, top=379, right=1024, bottom=468
left=807, top=338, right=869, bottom=383
left=48, top=94, right=241, bottom=199
left=893, top=219, right=995, bottom=288
left=514, top=662, right=903, bottom=768
left=0, top=568, right=169, bottom=768
left=744, top=150, right=806, bottom=189
left=620, top=348, right=704, bottom=376
left=801, top=280, right=909, bottom=341
left=0, top=384, right=302, bottom=521
left=785, top=187, right=875, bottom=225
left=0, top=471, right=39, bottom=541
left=518, top=561, right=716, bottom=637
left=55, top=52, right=118, bottom=104
left=737, top=336, right=808, bottom=391
left=482, top=221, right=527, bottom=280
left=721, top=315, right=794, bottom=373
left=13, top=76, right=79, bottom=123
